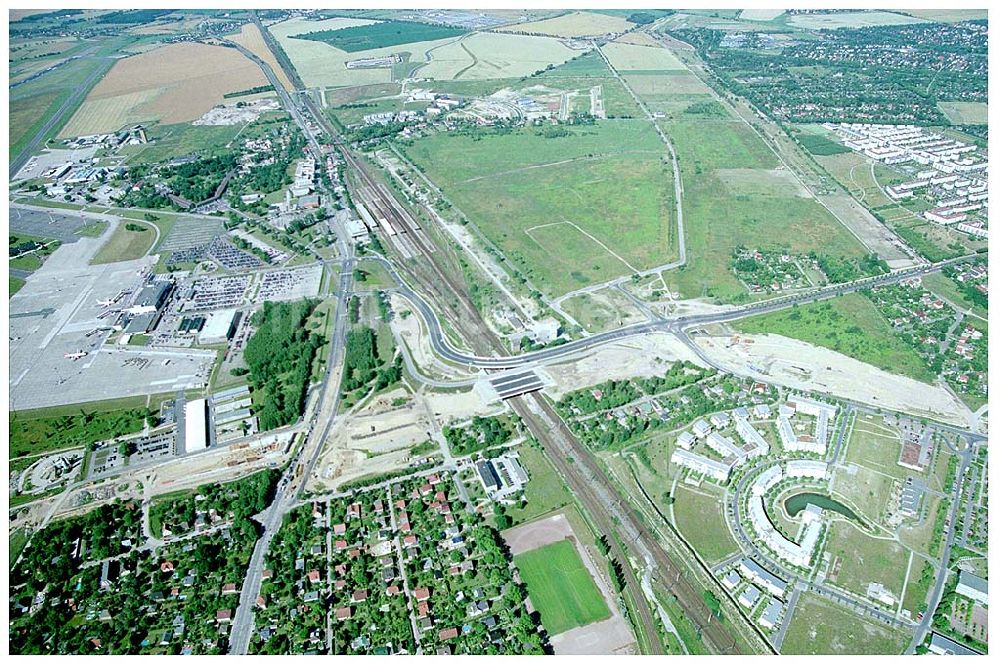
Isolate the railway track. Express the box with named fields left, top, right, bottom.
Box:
left=271, top=21, right=748, bottom=653
left=515, top=395, right=746, bottom=654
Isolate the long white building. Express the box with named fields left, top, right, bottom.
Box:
left=671, top=449, right=733, bottom=483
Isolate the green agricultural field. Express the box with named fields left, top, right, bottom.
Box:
left=91, top=222, right=155, bottom=264
left=402, top=122, right=676, bottom=296
left=782, top=593, right=910, bottom=654
left=293, top=20, right=466, bottom=52
left=538, top=50, right=611, bottom=77
left=672, top=484, right=738, bottom=564
left=735, top=294, right=934, bottom=383
left=514, top=539, right=610, bottom=635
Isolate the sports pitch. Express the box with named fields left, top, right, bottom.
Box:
left=514, top=539, right=610, bottom=635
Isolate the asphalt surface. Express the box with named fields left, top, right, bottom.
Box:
left=226, top=25, right=358, bottom=652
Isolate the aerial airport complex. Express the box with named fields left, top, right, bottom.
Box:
left=6, top=6, right=990, bottom=657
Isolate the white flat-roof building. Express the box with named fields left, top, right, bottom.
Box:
left=956, top=570, right=988, bottom=606
left=759, top=598, right=783, bottom=629
left=785, top=460, right=828, bottom=479
left=671, top=449, right=732, bottom=483
left=184, top=398, right=209, bottom=454
left=739, top=584, right=762, bottom=609
left=735, top=416, right=769, bottom=458
left=707, top=432, right=744, bottom=460
left=692, top=419, right=712, bottom=438
left=738, top=558, right=788, bottom=598
left=676, top=431, right=696, bottom=450
left=752, top=465, right=782, bottom=496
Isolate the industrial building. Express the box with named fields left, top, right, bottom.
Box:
left=184, top=398, right=209, bottom=454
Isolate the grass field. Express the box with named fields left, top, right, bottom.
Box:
left=825, top=521, right=908, bottom=600
left=415, top=32, right=577, bottom=81
left=538, top=50, right=611, bottom=77
left=843, top=415, right=907, bottom=477
left=814, top=150, right=896, bottom=210
left=61, top=42, right=268, bottom=135
left=514, top=539, right=610, bottom=635
left=120, top=122, right=244, bottom=164
left=9, top=50, right=115, bottom=159
left=602, top=41, right=687, bottom=72
left=739, top=9, right=785, bottom=21
left=832, top=465, right=895, bottom=528
left=91, top=222, right=155, bottom=264
left=937, top=101, right=988, bottom=126
left=901, top=554, right=934, bottom=615
left=624, top=73, right=712, bottom=96
left=921, top=273, right=987, bottom=321
left=787, top=11, right=927, bottom=30
left=735, top=294, right=934, bottom=383
left=10, top=401, right=152, bottom=459
left=406, top=123, right=675, bottom=296
left=506, top=443, right=575, bottom=525
left=10, top=276, right=27, bottom=297
left=673, top=484, right=738, bottom=564
left=272, top=17, right=415, bottom=88
left=498, top=11, right=631, bottom=37
left=902, top=9, right=987, bottom=22
left=782, top=593, right=910, bottom=654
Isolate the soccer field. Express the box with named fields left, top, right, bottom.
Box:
left=514, top=539, right=610, bottom=635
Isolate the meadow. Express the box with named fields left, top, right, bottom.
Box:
left=781, top=593, right=910, bottom=654
left=497, top=11, right=631, bottom=38
left=672, top=484, right=739, bottom=564
left=936, top=101, right=988, bottom=125
left=735, top=293, right=934, bottom=383
left=513, top=539, right=610, bottom=635
left=824, top=521, right=909, bottom=604
left=403, top=121, right=676, bottom=296
left=786, top=11, right=927, bottom=30
left=414, top=32, right=577, bottom=81
left=91, top=222, right=156, bottom=265
left=639, top=65, right=868, bottom=301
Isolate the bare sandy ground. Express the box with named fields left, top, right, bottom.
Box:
left=543, top=332, right=706, bottom=400
left=694, top=332, right=971, bottom=426
left=503, top=514, right=636, bottom=655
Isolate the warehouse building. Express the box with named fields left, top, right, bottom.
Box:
left=184, top=398, right=209, bottom=454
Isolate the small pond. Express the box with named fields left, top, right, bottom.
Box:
left=784, top=492, right=860, bottom=522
